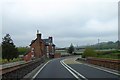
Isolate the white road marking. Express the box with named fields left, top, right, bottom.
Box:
left=83, top=63, right=120, bottom=76
left=60, top=61, right=80, bottom=80
left=64, top=57, right=82, bottom=64
left=62, top=59, right=88, bottom=80
left=73, top=59, right=82, bottom=64
left=32, top=60, right=51, bottom=79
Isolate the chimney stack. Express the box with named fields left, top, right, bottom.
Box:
left=49, top=36, right=53, bottom=43
left=37, top=30, right=41, bottom=39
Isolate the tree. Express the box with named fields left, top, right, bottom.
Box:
left=82, top=47, right=97, bottom=58
left=67, top=43, right=74, bottom=54
left=2, top=34, right=18, bottom=60
left=18, top=47, right=30, bottom=55
left=116, top=40, right=120, bottom=49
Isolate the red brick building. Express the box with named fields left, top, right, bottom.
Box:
left=23, top=52, right=34, bottom=61
left=24, top=31, right=55, bottom=61
left=30, top=31, right=56, bottom=58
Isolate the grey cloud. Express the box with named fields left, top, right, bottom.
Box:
left=2, top=0, right=118, bottom=47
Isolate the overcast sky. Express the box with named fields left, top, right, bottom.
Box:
left=1, top=0, right=119, bottom=47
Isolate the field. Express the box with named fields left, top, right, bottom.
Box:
left=56, top=49, right=120, bottom=60
left=96, top=50, right=120, bottom=60
left=55, top=50, right=69, bottom=56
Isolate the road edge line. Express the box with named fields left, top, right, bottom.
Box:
left=60, top=61, right=80, bottom=80
left=32, top=60, right=51, bottom=79
left=83, top=63, right=120, bottom=76
left=62, top=59, right=87, bottom=80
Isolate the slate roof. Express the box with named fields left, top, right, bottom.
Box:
left=29, top=39, right=37, bottom=46
left=30, top=38, right=55, bottom=46
left=43, top=39, right=55, bottom=46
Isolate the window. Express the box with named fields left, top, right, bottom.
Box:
left=47, top=46, right=49, bottom=52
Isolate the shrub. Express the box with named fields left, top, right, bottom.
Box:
left=82, top=48, right=97, bottom=58
left=1, top=58, right=22, bottom=64
left=0, top=58, right=2, bottom=64
left=9, top=59, right=13, bottom=62
left=3, top=59, right=8, bottom=63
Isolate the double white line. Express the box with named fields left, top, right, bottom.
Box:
left=60, top=59, right=88, bottom=80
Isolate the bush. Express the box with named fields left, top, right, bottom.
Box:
left=0, top=58, right=22, bottom=64
left=82, top=48, right=97, bottom=58
left=95, top=50, right=120, bottom=59
left=0, top=58, right=2, bottom=64
left=12, top=58, right=22, bottom=62
left=2, top=59, right=8, bottom=64
left=9, top=59, right=13, bottom=62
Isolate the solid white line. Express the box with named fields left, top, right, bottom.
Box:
left=60, top=61, right=80, bottom=80
left=32, top=60, right=51, bottom=78
left=62, top=59, right=88, bottom=80
left=73, top=59, right=82, bottom=64
left=83, top=64, right=120, bottom=76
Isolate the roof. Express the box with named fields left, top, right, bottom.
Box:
left=42, top=39, right=55, bottom=46
left=42, top=39, right=50, bottom=43
left=29, top=39, right=37, bottom=46
left=42, top=39, right=50, bottom=45
left=30, top=38, right=55, bottom=46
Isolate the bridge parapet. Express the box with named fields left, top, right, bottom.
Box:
left=1, top=56, right=45, bottom=79
left=86, top=57, right=120, bottom=71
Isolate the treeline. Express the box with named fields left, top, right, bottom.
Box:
left=17, top=47, right=30, bottom=55
left=63, top=41, right=120, bottom=51
left=86, top=41, right=119, bottom=49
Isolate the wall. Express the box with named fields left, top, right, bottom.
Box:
left=54, top=53, right=61, bottom=58
left=86, top=57, right=120, bottom=71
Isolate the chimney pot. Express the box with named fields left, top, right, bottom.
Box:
left=37, top=30, right=41, bottom=39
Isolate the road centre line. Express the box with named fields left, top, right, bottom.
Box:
left=60, top=61, right=80, bottom=80
left=61, top=59, right=88, bottom=80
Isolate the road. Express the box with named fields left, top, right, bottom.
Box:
left=33, top=57, right=119, bottom=80
left=34, top=58, right=76, bottom=79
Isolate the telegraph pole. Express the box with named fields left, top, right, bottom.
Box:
left=98, top=39, right=100, bottom=50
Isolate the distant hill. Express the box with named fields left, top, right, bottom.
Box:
left=56, top=41, right=120, bottom=50
left=84, top=41, right=119, bottom=50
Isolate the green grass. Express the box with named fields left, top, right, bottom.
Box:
left=96, top=50, right=120, bottom=60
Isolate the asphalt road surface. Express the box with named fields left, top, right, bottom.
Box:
left=69, top=64, right=119, bottom=80
left=33, top=57, right=119, bottom=80
left=34, top=58, right=76, bottom=79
